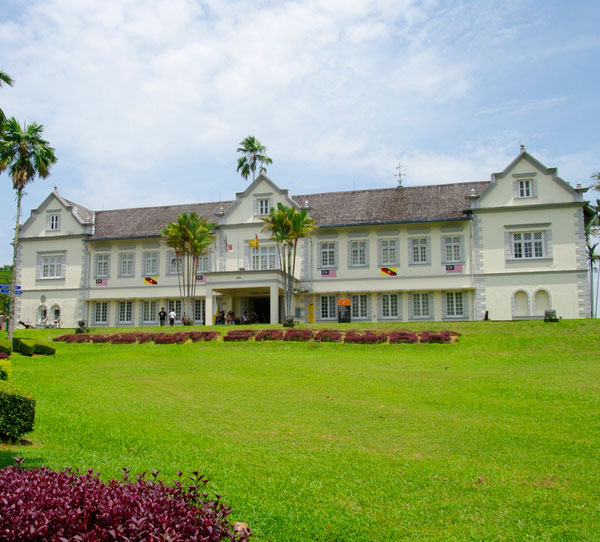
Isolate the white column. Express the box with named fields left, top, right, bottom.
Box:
left=204, top=288, right=213, bottom=326
left=270, top=284, right=279, bottom=324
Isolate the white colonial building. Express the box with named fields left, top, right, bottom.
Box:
left=13, top=149, right=591, bottom=328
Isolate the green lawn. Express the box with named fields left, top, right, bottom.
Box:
left=2, top=320, right=599, bottom=541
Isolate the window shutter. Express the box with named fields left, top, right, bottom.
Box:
left=397, top=294, right=403, bottom=320
left=253, top=199, right=258, bottom=215
left=347, top=241, right=353, bottom=268
left=333, top=241, right=338, bottom=268
left=504, top=232, right=512, bottom=260
left=61, top=253, right=67, bottom=278
left=544, top=230, right=553, bottom=259
left=317, top=296, right=322, bottom=321
left=243, top=244, right=250, bottom=269
left=408, top=239, right=414, bottom=265
left=155, top=252, right=160, bottom=276
left=364, top=241, right=370, bottom=268
left=118, top=253, right=123, bottom=277
left=458, top=235, right=465, bottom=263
left=408, top=293, right=414, bottom=319
left=513, top=180, right=519, bottom=198
left=367, top=294, right=372, bottom=320
left=45, top=214, right=51, bottom=230
left=268, top=198, right=273, bottom=211
left=316, top=243, right=322, bottom=269
left=377, top=239, right=383, bottom=267
left=425, top=238, right=431, bottom=265
left=131, top=254, right=136, bottom=277
left=377, top=294, right=383, bottom=319
left=442, top=292, right=448, bottom=318
left=36, top=254, right=42, bottom=280
left=463, top=292, right=469, bottom=319
left=532, top=179, right=538, bottom=198
left=441, top=237, right=447, bottom=265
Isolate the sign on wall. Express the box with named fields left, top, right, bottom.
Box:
left=338, top=299, right=351, bottom=323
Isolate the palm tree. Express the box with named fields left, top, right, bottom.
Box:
left=236, top=136, right=272, bottom=181
left=592, top=172, right=600, bottom=191
left=0, top=71, right=15, bottom=130
left=0, top=117, right=57, bottom=342
left=161, top=212, right=216, bottom=322
left=261, top=203, right=315, bottom=324
left=585, top=200, right=600, bottom=317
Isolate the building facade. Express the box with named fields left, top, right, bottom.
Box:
left=14, top=149, right=591, bottom=328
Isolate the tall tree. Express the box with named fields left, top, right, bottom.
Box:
left=0, top=118, right=57, bottom=341
left=161, top=212, right=216, bottom=323
left=585, top=199, right=600, bottom=317
left=236, top=136, right=272, bottom=181
left=0, top=71, right=15, bottom=131
left=0, top=265, right=11, bottom=316
left=592, top=171, right=600, bottom=191
left=261, top=203, right=315, bottom=324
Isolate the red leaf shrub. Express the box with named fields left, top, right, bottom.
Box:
left=0, top=464, right=250, bottom=541
left=223, top=329, right=256, bottom=342
left=389, top=330, right=419, bottom=344
left=90, top=334, right=111, bottom=343
left=313, top=329, right=342, bottom=342
left=189, top=331, right=220, bottom=342
left=111, top=333, right=137, bottom=344
left=255, top=329, right=284, bottom=341
left=344, top=330, right=388, bottom=344
left=153, top=333, right=178, bottom=344
left=283, top=329, right=314, bottom=341
left=420, top=331, right=452, bottom=344
left=136, top=333, right=155, bottom=344
left=52, top=335, right=71, bottom=342
left=66, top=334, right=90, bottom=343
left=0, top=352, right=8, bottom=360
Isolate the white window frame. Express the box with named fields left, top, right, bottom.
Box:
left=444, top=292, right=465, bottom=319
left=380, top=239, right=398, bottom=267
left=320, top=242, right=337, bottom=269
left=251, top=245, right=277, bottom=270
left=319, top=295, right=337, bottom=320
left=512, top=232, right=544, bottom=260
left=381, top=293, right=399, bottom=319
left=142, top=300, right=157, bottom=324
left=350, top=241, right=367, bottom=267
left=197, top=254, right=209, bottom=273
left=42, top=255, right=63, bottom=279
left=410, top=237, right=430, bottom=265
left=96, top=254, right=110, bottom=278
left=411, top=292, right=431, bottom=319
left=48, top=213, right=61, bottom=231
left=167, top=299, right=182, bottom=319
left=143, top=251, right=159, bottom=276
left=194, top=299, right=206, bottom=323
left=518, top=179, right=531, bottom=198
left=257, top=198, right=270, bottom=216
left=94, top=301, right=108, bottom=324
left=118, top=301, right=133, bottom=324
left=168, top=250, right=182, bottom=275
left=351, top=294, right=369, bottom=319
left=119, top=252, right=135, bottom=277
left=443, top=236, right=462, bottom=263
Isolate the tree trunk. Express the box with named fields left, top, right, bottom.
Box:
left=8, top=189, right=22, bottom=344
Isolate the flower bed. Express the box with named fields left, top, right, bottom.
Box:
left=420, top=331, right=452, bottom=344
left=189, top=331, right=219, bottom=342
left=110, top=333, right=138, bottom=344
left=313, top=329, right=342, bottom=342
left=344, top=330, right=389, bottom=344
left=255, top=329, right=284, bottom=341
left=389, top=330, right=419, bottom=344
left=283, top=328, right=314, bottom=341
left=90, top=334, right=111, bottom=343
left=223, top=329, right=257, bottom=342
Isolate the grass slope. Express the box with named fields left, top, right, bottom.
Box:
left=2, top=320, right=599, bottom=541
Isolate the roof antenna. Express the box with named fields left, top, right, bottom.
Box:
left=520, top=142, right=526, bottom=152
left=395, top=163, right=405, bottom=188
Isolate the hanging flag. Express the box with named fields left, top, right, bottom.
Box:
left=380, top=267, right=398, bottom=277
left=321, top=269, right=336, bottom=277
left=195, top=274, right=206, bottom=283
left=225, top=236, right=233, bottom=252
left=248, top=234, right=260, bottom=249
left=95, top=279, right=108, bottom=286
left=144, top=277, right=158, bottom=285
left=445, top=264, right=463, bottom=273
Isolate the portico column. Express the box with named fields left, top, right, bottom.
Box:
left=204, top=287, right=213, bottom=326
left=270, top=284, right=279, bottom=324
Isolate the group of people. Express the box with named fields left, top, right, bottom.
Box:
left=158, top=307, right=178, bottom=326
left=215, top=310, right=259, bottom=325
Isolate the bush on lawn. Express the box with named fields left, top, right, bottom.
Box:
left=91, top=334, right=111, bottom=343
left=32, top=342, right=56, bottom=356
left=189, top=331, right=220, bottom=342
left=389, top=330, right=419, bottom=344
left=313, top=329, right=342, bottom=342
left=0, top=358, right=12, bottom=380
left=62, top=334, right=90, bottom=344
left=136, top=333, right=155, bottom=344
left=0, top=339, right=11, bottom=355
left=0, top=382, right=35, bottom=441
left=0, top=464, right=250, bottom=541
left=153, top=333, right=179, bottom=344
left=420, top=331, right=452, bottom=344
left=283, top=328, right=314, bottom=341
left=223, top=329, right=256, bottom=342
left=12, top=338, right=34, bottom=357
left=344, top=330, right=388, bottom=344
left=110, top=333, right=138, bottom=344
left=255, top=329, right=284, bottom=341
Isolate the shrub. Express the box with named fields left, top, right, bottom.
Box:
left=313, top=329, right=342, bottom=342
left=12, top=338, right=34, bottom=357
left=0, top=358, right=11, bottom=380
left=283, top=328, right=314, bottom=341
left=173, top=332, right=190, bottom=344
left=0, top=339, right=11, bottom=354
left=0, top=464, right=250, bottom=541
left=224, top=329, right=256, bottom=342
left=91, top=334, right=111, bottom=343
left=255, top=329, right=284, bottom=341
left=420, top=331, right=452, bottom=344
left=136, top=333, right=155, bottom=344
left=189, top=331, right=220, bottom=342
left=32, top=342, right=56, bottom=356
left=111, top=333, right=137, bottom=344
left=52, top=334, right=71, bottom=342
left=389, top=330, right=419, bottom=344
left=344, top=330, right=388, bottom=344
left=65, top=334, right=90, bottom=344
left=0, top=382, right=35, bottom=441
left=153, top=333, right=179, bottom=344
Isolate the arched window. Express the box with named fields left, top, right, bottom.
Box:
left=533, top=289, right=551, bottom=316
left=512, top=290, right=530, bottom=318
left=51, top=304, right=61, bottom=325
left=38, top=304, right=49, bottom=325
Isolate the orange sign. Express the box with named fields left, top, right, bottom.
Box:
left=338, top=299, right=351, bottom=306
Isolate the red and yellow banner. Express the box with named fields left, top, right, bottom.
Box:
left=380, top=267, right=397, bottom=277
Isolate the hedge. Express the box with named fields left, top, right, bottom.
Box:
left=0, top=339, right=12, bottom=355
left=0, top=358, right=11, bottom=380
left=0, top=381, right=35, bottom=441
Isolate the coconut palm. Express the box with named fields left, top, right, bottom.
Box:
left=236, top=136, right=272, bottom=181
left=261, top=203, right=315, bottom=324
left=0, top=71, right=15, bottom=130
left=592, top=172, right=600, bottom=191
left=161, top=212, right=216, bottom=322
left=0, top=117, right=57, bottom=341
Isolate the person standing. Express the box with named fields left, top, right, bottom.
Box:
left=168, top=309, right=176, bottom=326
left=158, top=307, right=167, bottom=326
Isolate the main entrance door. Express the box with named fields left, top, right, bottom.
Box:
left=250, top=297, right=270, bottom=323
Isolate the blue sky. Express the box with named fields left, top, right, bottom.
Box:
left=1, top=0, right=599, bottom=265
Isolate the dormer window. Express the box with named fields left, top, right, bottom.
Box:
left=257, top=198, right=270, bottom=216
left=514, top=177, right=537, bottom=199
left=518, top=179, right=532, bottom=198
